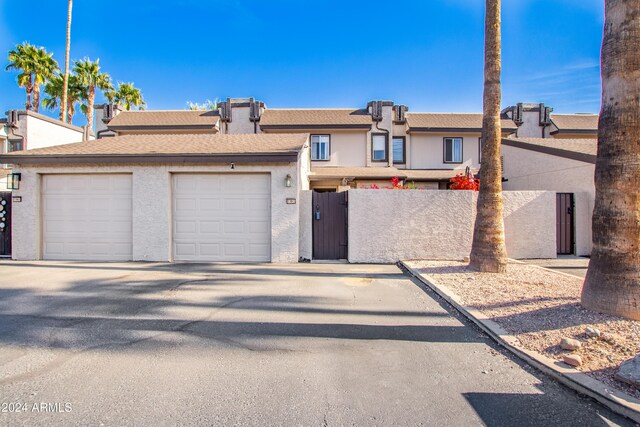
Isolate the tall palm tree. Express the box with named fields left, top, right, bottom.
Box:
left=581, top=1, right=640, bottom=320
left=61, top=0, right=73, bottom=123
left=469, top=0, right=508, bottom=273
left=31, top=46, right=59, bottom=113
left=6, top=42, right=37, bottom=110
left=74, top=58, right=113, bottom=128
left=43, top=73, right=85, bottom=123
left=107, top=82, right=145, bottom=110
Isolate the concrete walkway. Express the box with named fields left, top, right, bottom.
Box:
left=0, top=261, right=629, bottom=426
left=522, top=256, right=590, bottom=278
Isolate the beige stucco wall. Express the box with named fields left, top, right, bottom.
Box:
left=299, top=190, right=312, bottom=260
left=347, top=189, right=556, bottom=263
left=225, top=107, right=258, bottom=134
left=310, top=132, right=367, bottom=167
left=410, top=133, right=481, bottom=170
left=501, top=144, right=595, bottom=256
left=11, top=162, right=304, bottom=263
left=24, top=114, right=85, bottom=150
left=501, top=191, right=557, bottom=259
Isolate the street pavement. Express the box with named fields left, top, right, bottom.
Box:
left=0, top=261, right=630, bottom=426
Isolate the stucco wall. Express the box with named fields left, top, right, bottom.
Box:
left=347, top=189, right=556, bottom=263
left=11, top=162, right=302, bottom=263
left=502, top=191, right=557, bottom=259
left=502, top=144, right=595, bottom=256
left=410, top=133, right=481, bottom=169
left=226, top=107, right=258, bottom=134
left=299, top=190, right=312, bottom=261
left=24, top=113, right=85, bottom=150
left=310, top=132, right=367, bottom=167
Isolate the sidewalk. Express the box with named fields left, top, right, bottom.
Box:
left=521, top=256, right=590, bottom=279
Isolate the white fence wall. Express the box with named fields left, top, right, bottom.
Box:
left=347, top=190, right=556, bottom=263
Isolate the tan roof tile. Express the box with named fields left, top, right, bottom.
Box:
left=551, top=114, right=598, bottom=132
left=407, top=113, right=517, bottom=132
left=1, top=133, right=308, bottom=164
left=108, top=110, right=220, bottom=129
left=260, top=109, right=372, bottom=128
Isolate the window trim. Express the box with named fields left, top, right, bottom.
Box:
left=443, top=137, right=463, bottom=164
left=310, top=134, right=331, bottom=161
left=392, top=136, right=406, bottom=164
left=371, top=132, right=388, bottom=162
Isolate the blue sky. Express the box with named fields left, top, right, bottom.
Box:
left=1, top=0, right=603, bottom=127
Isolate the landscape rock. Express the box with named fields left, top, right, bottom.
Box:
left=601, top=333, right=620, bottom=344
left=560, top=337, right=582, bottom=351
left=615, top=356, right=640, bottom=389
left=463, top=256, right=470, bottom=263
left=585, top=327, right=600, bottom=338
left=563, top=354, right=582, bottom=367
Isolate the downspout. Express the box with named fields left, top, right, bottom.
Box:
left=374, top=120, right=391, bottom=167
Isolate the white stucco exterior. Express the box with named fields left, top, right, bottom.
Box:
left=409, top=133, right=481, bottom=170
left=347, top=189, right=556, bottom=263
left=501, top=144, right=595, bottom=256
left=11, top=160, right=306, bottom=263
left=299, top=190, right=312, bottom=261
left=12, top=111, right=85, bottom=150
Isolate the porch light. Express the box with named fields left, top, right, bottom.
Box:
left=7, top=173, right=21, bottom=190
left=285, top=174, right=292, bottom=188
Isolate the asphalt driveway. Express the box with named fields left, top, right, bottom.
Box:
left=0, top=261, right=630, bottom=426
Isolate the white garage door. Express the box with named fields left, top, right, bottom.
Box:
left=42, top=174, right=133, bottom=261
left=173, top=174, right=271, bottom=262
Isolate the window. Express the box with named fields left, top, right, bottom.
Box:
left=8, top=139, right=23, bottom=152
left=311, top=135, right=330, bottom=161
left=372, top=133, right=387, bottom=162
left=478, top=137, right=483, bottom=164
left=392, top=137, right=405, bottom=164
left=443, top=137, right=463, bottom=163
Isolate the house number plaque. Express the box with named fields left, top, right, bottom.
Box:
left=286, top=198, right=296, bottom=204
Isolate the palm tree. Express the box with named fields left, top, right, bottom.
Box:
left=107, top=82, right=145, bottom=110
left=469, top=0, right=508, bottom=273
left=43, top=73, right=85, bottom=123
left=6, top=42, right=35, bottom=109
left=31, top=46, right=59, bottom=113
left=74, top=58, right=113, bottom=128
left=61, top=0, right=73, bottom=123
left=581, top=1, right=640, bottom=320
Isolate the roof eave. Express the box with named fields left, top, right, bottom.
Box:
left=260, top=124, right=371, bottom=130
left=549, top=129, right=598, bottom=135
left=0, top=152, right=300, bottom=165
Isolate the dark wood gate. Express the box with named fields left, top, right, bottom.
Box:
left=312, top=191, right=348, bottom=260
left=0, top=192, right=11, bottom=257
left=556, top=193, right=574, bottom=255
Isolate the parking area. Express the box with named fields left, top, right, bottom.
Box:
left=0, top=261, right=628, bottom=426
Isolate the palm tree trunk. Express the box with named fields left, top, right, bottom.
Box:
left=61, top=0, right=72, bottom=123
left=581, top=0, right=640, bottom=320
left=86, top=87, right=95, bottom=131
left=25, top=79, right=33, bottom=110
left=469, top=0, right=508, bottom=273
left=32, top=82, right=40, bottom=113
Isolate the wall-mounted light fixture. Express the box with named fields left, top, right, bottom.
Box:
left=285, top=174, right=292, bottom=188
left=7, top=173, right=21, bottom=190
left=230, top=163, right=235, bottom=170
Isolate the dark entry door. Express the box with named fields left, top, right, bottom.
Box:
left=556, top=193, right=574, bottom=255
left=0, top=192, right=11, bottom=257
left=312, top=191, right=348, bottom=260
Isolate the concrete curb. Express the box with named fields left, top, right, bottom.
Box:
left=400, top=261, right=640, bottom=424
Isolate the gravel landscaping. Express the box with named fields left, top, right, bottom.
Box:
left=406, top=260, right=640, bottom=399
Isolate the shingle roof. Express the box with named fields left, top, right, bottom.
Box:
left=310, top=167, right=471, bottom=181
left=550, top=114, right=598, bottom=133
left=0, top=133, right=308, bottom=164
left=407, top=113, right=517, bottom=132
left=108, top=110, right=220, bottom=129
left=502, top=137, right=597, bottom=164
left=260, top=109, right=372, bottom=129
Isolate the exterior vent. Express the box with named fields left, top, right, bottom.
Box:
left=102, top=104, right=113, bottom=123
left=539, top=104, right=553, bottom=126
left=393, top=105, right=408, bottom=123
left=7, top=110, right=18, bottom=127
left=219, top=99, right=232, bottom=123
left=249, top=99, right=262, bottom=122
left=369, top=100, right=383, bottom=122
left=513, top=104, right=524, bottom=125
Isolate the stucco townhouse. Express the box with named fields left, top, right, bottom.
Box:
left=0, top=98, right=598, bottom=263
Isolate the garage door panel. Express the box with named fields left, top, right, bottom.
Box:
left=173, top=174, right=271, bottom=262
left=42, top=174, right=133, bottom=261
